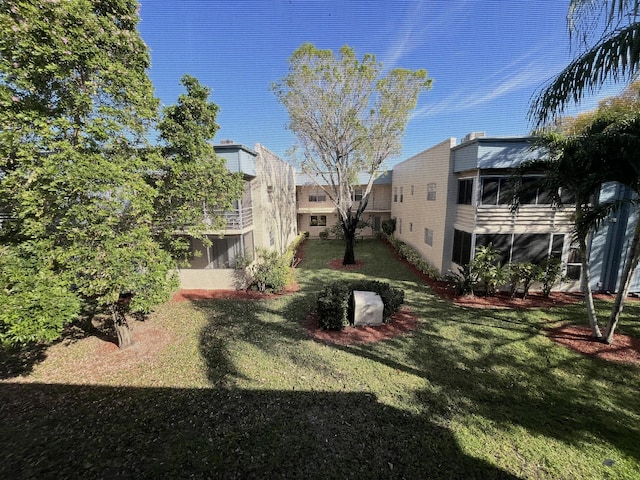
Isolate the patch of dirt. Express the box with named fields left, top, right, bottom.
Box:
left=303, top=307, right=419, bottom=345
left=547, top=325, right=640, bottom=366
left=328, top=258, right=366, bottom=270
left=5, top=318, right=175, bottom=384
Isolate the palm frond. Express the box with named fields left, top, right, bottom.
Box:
left=532, top=22, right=640, bottom=125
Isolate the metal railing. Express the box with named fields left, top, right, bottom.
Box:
left=208, top=207, right=253, bottom=230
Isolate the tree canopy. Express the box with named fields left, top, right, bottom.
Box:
left=272, top=43, right=431, bottom=264
left=0, top=1, right=242, bottom=348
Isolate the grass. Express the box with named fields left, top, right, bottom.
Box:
left=1, top=238, right=639, bottom=479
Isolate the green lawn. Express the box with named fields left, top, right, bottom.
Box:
left=1, top=238, right=639, bottom=479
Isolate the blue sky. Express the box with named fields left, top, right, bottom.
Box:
left=138, top=0, right=624, bottom=167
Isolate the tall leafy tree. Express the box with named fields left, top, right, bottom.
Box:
left=532, top=0, right=640, bottom=125
left=272, top=43, right=431, bottom=264
left=0, top=0, right=172, bottom=348
left=154, top=75, right=244, bottom=263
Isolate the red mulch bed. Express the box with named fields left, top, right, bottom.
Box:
left=172, top=282, right=300, bottom=302
left=303, top=307, right=419, bottom=345
left=547, top=325, right=640, bottom=366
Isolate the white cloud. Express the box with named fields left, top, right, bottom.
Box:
left=383, top=0, right=474, bottom=69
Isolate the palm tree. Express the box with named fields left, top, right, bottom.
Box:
left=517, top=132, right=608, bottom=339
left=531, top=0, right=640, bottom=125
left=528, top=111, right=640, bottom=344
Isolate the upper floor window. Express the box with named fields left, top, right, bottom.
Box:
left=457, top=179, right=473, bottom=205
left=427, top=183, right=437, bottom=201
left=393, top=187, right=398, bottom=203
left=309, top=191, right=326, bottom=202
left=481, top=176, right=551, bottom=206
left=400, top=187, right=404, bottom=203
left=352, top=188, right=363, bottom=201
left=411, top=185, right=414, bottom=195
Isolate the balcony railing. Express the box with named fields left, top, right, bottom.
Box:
left=207, top=207, right=253, bottom=230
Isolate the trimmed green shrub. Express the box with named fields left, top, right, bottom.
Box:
left=381, top=218, right=396, bottom=235
left=247, top=233, right=307, bottom=293
left=472, top=245, right=508, bottom=297
left=539, top=256, right=565, bottom=297
left=316, top=279, right=404, bottom=330
left=445, top=264, right=477, bottom=296
left=508, top=262, right=540, bottom=299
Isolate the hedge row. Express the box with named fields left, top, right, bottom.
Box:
left=379, top=233, right=441, bottom=280
left=316, top=279, right=404, bottom=330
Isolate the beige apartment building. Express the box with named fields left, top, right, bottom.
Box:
left=178, top=143, right=297, bottom=289
left=390, top=138, right=457, bottom=273
left=392, top=134, right=579, bottom=289
left=296, top=171, right=393, bottom=238
left=177, top=134, right=637, bottom=295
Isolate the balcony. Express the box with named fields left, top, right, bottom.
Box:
left=207, top=207, right=253, bottom=231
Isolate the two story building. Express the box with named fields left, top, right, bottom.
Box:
left=178, top=142, right=297, bottom=289
left=391, top=133, right=640, bottom=293
left=295, top=171, right=393, bottom=237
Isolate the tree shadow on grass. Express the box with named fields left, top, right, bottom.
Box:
left=335, top=297, right=640, bottom=470
left=0, top=382, right=520, bottom=479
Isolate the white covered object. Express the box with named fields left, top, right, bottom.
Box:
left=352, top=290, right=384, bottom=326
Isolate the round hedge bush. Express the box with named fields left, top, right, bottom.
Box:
left=316, top=279, right=404, bottom=330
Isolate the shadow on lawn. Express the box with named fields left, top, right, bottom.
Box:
left=338, top=297, right=640, bottom=466
left=0, top=382, right=520, bottom=479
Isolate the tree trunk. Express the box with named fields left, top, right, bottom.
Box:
left=342, top=220, right=357, bottom=265
left=111, top=304, right=134, bottom=349
left=579, top=234, right=602, bottom=339
left=604, top=217, right=640, bottom=344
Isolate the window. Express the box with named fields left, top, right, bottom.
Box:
left=308, top=191, right=326, bottom=202
left=566, top=242, right=582, bottom=280
left=427, top=183, right=437, bottom=201
left=400, top=187, right=404, bottom=203
left=481, top=177, right=513, bottom=205
left=475, top=233, right=511, bottom=265
left=452, top=229, right=472, bottom=265
left=457, top=179, right=473, bottom=205
left=409, top=222, right=413, bottom=232
left=424, top=228, right=433, bottom=246
left=560, top=187, right=576, bottom=205
left=481, top=176, right=552, bottom=205
left=393, top=187, right=398, bottom=203
left=512, top=233, right=551, bottom=264
left=475, top=233, right=566, bottom=267
left=411, top=185, right=414, bottom=195
left=352, top=188, right=363, bottom=201
left=267, top=185, right=273, bottom=202
left=309, top=215, right=327, bottom=227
